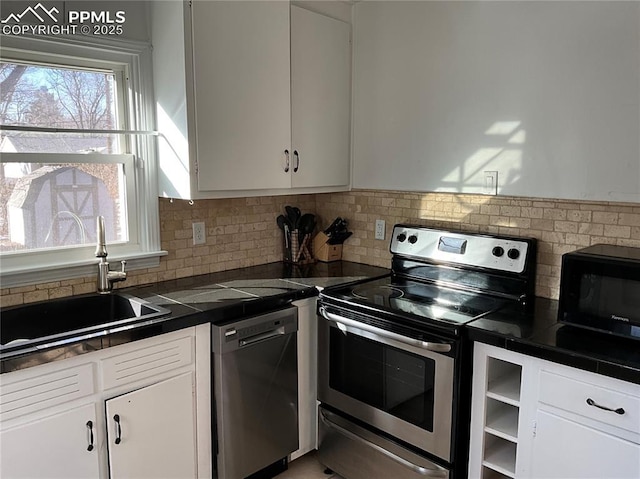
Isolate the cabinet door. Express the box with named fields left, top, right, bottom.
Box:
left=106, top=373, right=197, bottom=479
left=191, top=1, right=291, bottom=192
left=531, top=409, right=640, bottom=479
left=0, top=403, right=100, bottom=479
left=291, top=6, right=351, bottom=188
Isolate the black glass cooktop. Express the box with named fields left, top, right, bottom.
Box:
left=322, top=276, right=510, bottom=327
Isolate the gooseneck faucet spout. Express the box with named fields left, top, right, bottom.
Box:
left=96, top=216, right=127, bottom=294
left=96, top=215, right=108, bottom=258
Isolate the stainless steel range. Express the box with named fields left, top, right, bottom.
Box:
left=317, top=225, right=537, bottom=479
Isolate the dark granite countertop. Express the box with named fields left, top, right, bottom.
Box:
left=7, top=259, right=637, bottom=387
left=129, top=260, right=390, bottom=323
left=467, top=297, right=640, bottom=385
left=1, top=261, right=389, bottom=373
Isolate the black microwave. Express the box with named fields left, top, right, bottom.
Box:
left=558, top=244, right=640, bottom=340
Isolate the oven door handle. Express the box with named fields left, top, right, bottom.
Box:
left=319, top=408, right=448, bottom=478
left=320, top=307, right=452, bottom=353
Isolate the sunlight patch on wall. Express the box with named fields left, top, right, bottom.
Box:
left=485, top=121, right=521, bottom=136
left=437, top=121, right=526, bottom=194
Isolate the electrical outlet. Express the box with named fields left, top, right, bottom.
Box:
left=192, top=222, right=206, bottom=245
left=375, top=219, right=385, bottom=240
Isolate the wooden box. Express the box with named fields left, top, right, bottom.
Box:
left=313, top=232, right=342, bottom=262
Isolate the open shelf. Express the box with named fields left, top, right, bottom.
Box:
left=485, top=398, right=519, bottom=442
left=483, top=435, right=517, bottom=478
left=486, top=358, right=522, bottom=406
left=479, top=356, right=523, bottom=478
left=483, top=466, right=514, bottom=479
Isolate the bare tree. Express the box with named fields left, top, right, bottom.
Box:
left=46, top=69, right=112, bottom=129
left=0, top=64, right=31, bottom=124
left=27, top=87, right=65, bottom=127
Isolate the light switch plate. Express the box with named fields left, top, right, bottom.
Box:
left=484, top=171, right=498, bottom=195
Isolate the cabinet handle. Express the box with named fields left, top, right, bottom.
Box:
left=113, top=414, right=122, bottom=444
left=86, top=420, right=94, bottom=452
left=586, top=397, right=625, bottom=415
left=293, top=150, right=300, bottom=172
left=284, top=149, right=290, bottom=172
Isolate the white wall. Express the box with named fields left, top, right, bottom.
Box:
left=352, top=1, right=640, bottom=202
left=292, top=1, right=352, bottom=23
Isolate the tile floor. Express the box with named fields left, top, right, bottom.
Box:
left=275, top=451, right=343, bottom=479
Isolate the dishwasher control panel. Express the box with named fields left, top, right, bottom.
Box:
left=212, top=307, right=298, bottom=354
left=224, top=315, right=295, bottom=341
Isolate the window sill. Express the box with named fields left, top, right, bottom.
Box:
left=0, top=251, right=168, bottom=289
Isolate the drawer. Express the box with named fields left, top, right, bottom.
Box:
left=0, top=364, right=95, bottom=422
left=102, top=335, right=194, bottom=390
left=538, top=369, right=640, bottom=436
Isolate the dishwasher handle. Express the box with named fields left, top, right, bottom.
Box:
left=239, top=327, right=285, bottom=347
left=212, top=306, right=298, bottom=354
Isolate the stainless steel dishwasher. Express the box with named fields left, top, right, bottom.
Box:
left=212, top=307, right=299, bottom=479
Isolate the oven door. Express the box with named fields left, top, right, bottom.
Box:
left=318, top=305, right=455, bottom=462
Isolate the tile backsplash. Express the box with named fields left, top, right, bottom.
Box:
left=316, top=190, right=640, bottom=299
left=2, top=189, right=639, bottom=306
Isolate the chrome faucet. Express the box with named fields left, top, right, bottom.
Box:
left=96, top=216, right=127, bottom=293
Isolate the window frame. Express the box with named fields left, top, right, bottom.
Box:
left=0, top=34, right=164, bottom=289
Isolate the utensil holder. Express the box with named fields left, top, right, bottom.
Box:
left=283, top=229, right=315, bottom=264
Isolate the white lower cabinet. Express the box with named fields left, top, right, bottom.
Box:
left=469, top=343, right=640, bottom=479
left=530, top=409, right=639, bottom=479
left=0, top=326, right=211, bottom=479
left=0, top=403, right=100, bottom=478
left=106, top=373, right=197, bottom=479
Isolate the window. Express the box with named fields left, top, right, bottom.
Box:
left=0, top=35, right=162, bottom=287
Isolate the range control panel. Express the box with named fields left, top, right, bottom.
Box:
left=390, top=225, right=531, bottom=274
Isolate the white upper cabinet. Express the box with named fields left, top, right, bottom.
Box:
left=192, top=1, right=292, bottom=193
left=291, top=5, right=351, bottom=189
left=152, top=1, right=352, bottom=200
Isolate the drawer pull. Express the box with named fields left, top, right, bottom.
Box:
left=114, top=414, right=122, bottom=444
left=86, top=421, right=94, bottom=452
left=586, top=397, right=625, bottom=415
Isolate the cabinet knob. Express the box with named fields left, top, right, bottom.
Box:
left=284, top=149, right=290, bottom=173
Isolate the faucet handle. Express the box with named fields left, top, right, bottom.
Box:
left=120, top=260, right=127, bottom=273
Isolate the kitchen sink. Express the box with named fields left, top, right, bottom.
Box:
left=0, top=293, right=171, bottom=350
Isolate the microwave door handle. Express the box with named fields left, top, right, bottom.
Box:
left=319, top=409, right=448, bottom=478
left=320, top=307, right=452, bottom=353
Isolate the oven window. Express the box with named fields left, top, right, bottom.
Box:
left=329, top=327, right=435, bottom=432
